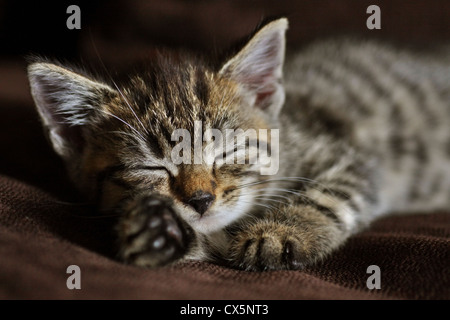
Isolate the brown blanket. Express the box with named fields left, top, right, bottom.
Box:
left=0, top=0, right=449, bottom=300
left=1, top=172, right=448, bottom=299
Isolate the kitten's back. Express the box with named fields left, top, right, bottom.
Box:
left=283, top=38, right=450, bottom=214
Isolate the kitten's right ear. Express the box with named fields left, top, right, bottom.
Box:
left=220, top=18, right=288, bottom=118
left=28, top=62, right=115, bottom=159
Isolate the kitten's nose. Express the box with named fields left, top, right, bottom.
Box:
left=187, top=191, right=215, bottom=216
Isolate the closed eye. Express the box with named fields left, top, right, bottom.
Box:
left=132, top=166, right=173, bottom=178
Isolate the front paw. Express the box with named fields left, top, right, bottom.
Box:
left=229, top=208, right=343, bottom=271
left=117, top=195, right=191, bottom=267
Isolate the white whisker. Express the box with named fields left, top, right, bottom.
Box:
left=100, top=109, right=147, bottom=142
left=90, top=36, right=149, bottom=136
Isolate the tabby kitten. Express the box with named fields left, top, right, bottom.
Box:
left=28, top=18, right=450, bottom=271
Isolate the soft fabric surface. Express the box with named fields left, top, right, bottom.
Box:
left=0, top=173, right=448, bottom=299
left=0, top=0, right=449, bottom=300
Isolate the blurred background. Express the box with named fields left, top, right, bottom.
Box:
left=0, top=0, right=449, bottom=197
left=2, top=0, right=450, bottom=61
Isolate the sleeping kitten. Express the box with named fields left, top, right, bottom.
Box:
left=27, top=18, right=450, bottom=270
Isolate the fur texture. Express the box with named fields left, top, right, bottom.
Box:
left=28, top=18, right=450, bottom=270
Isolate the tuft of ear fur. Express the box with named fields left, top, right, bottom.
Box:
left=220, top=18, right=288, bottom=118
left=28, top=62, right=114, bottom=159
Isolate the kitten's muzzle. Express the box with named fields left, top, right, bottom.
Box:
left=187, top=191, right=215, bottom=216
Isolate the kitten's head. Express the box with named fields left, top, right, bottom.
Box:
left=27, top=18, right=288, bottom=234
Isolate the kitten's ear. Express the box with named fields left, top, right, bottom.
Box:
left=28, top=62, right=114, bottom=159
left=220, top=18, right=288, bottom=118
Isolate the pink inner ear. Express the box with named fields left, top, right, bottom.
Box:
left=236, top=69, right=279, bottom=110
left=237, top=32, right=283, bottom=109
left=255, top=87, right=276, bottom=109
left=241, top=67, right=279, bottom=109
left=220, top=20, right=287, bottom=114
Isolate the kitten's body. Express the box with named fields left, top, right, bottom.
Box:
left=28, top=19, right=450, bottom=270
left=282, top=38, right=450, bottom=221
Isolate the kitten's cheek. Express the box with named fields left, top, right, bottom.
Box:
left=99, top=182, right=128, bottom=211
left=116, top=195, right=194, bottom=268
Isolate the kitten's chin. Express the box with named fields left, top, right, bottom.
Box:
left=190, top=211, right=236, bottom=234
left=189, top=204, right=252, bottom=234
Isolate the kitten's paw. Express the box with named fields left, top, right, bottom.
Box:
left=229, top=208, right=343, bottom=271
left=229, top=221, right=305, bottom=271
left=118, top=195, right=192, bottom=268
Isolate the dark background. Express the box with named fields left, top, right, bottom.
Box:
left=2, top=0, right=450, bottom=61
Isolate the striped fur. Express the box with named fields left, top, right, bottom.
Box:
left=28, top=19, right=450, bottom=270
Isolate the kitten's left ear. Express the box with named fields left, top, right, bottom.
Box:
left=28, top=62, right=115, bottom=159
left=220, top=18, right=288, bottom=118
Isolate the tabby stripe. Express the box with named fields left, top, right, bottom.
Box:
left=316, top=182, right=375, bottom=217
left=370, top=52, right=437, bottom=167
left=318, top=186, right=362, bottom=212
left=408, top=136, right=431, bottom=201
left=334, top=48, right=414, bottom=161
left=414, top=136, right=429, bottom=163
left=322, top=176, right=377, bottom=206
left=146, top=136, right=164, bottom=159
left=429, top=172, right=444, bottom=196
left=194, top=68, right=210, bottom=107
left=326, top=177, right=361, bottom=190
left=160, top=125, right=174, bottom=146
left=219, top=164, right=252, bottom=176
left=326, top=49, right=400, bottom=119
left=374, top=53, right=439, bottom=127
left=347, top=199, right=361, bottom=213
left=221, top=139, right=264, bottom=163
left=401, top=79, right=438, bottom=126
left=335, top=54, right=387, bottom=98
left=319, top=187, right=351, bottom=201
left=345, top=160, right=372, bottom=179
left=389, top=103, right=407, bottom=159
left=294, top=95, right=352, bottom=139
left=294, top=196, right=343, bottom=227
left=298, top=62, right=372, bottom=116
left=389, top=98, right=429, bottom=199
left=342, top=55, right=411, bottom=161
left=375, top=55, right=407, bottom=160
